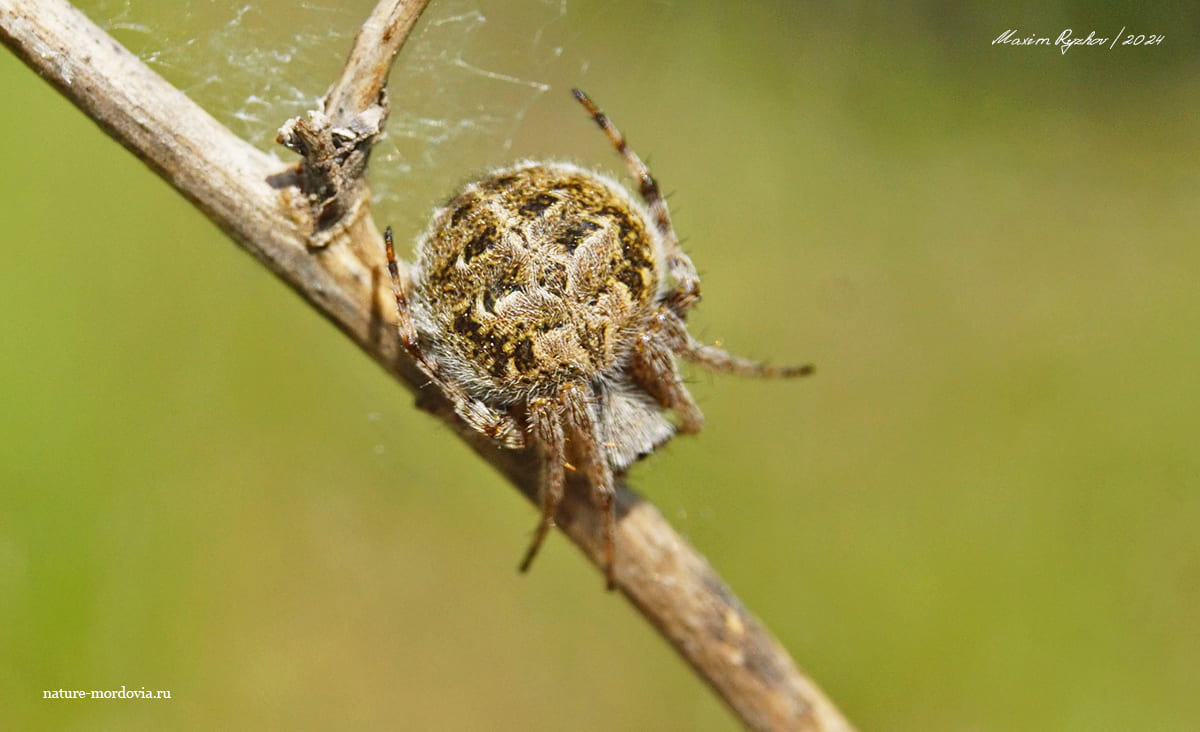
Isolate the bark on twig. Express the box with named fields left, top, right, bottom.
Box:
left=276, top=0, right=427, bottom=244
left=0, top=1, right=856, bottom=729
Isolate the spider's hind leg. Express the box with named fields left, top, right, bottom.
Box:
left=571, top=89, right=701, bottom=317
left=383, top=227, right=525, bottom=448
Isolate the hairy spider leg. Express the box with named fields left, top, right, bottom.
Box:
left=384, top=227, right=525, bottom=448
left=683, top=339, right=815, bottom=378
left=560, top=382, right=617, bottom=589
left=518, top=383, right=617, bottom=589
left=571, top=88, right=701, bottom=317
left=518, top=396, right=565, bottom=575
left=629, top=313, right=706, bottom=433
left=571, top=91, right=814, bottom=382
left=653, top=307, right=814, bottom=378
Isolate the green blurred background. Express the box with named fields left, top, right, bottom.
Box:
left=3, top=1, right=1199, bottom=729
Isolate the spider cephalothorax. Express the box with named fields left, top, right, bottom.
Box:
left=385, top=89, right=811, bottom=588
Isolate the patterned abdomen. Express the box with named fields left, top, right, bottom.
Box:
left=411, top=162, right=665, bottom=404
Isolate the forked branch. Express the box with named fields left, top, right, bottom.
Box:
left=276, top=0, right=427, bottom=243
left=0, top=0, right=855, bottom=729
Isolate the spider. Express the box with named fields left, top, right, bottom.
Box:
left=384, top=88, right=812, bottom=589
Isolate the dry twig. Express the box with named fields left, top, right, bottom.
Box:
left=275, top=0, right=427, bottom=243
left=0, top=1, right=855, bottom=729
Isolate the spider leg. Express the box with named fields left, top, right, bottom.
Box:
left=518, top=396, right=565, bottom=575
left=630, top=308, right=705, bottom=433
left=384, top=227, right=524, bottom=448
left=572, top=89, right=701, bottom=317
left=653, top=308, right=814, bottom=379
left=560, top=381, right=618, bottom=590
left=683, top=340, right=815, bottom=378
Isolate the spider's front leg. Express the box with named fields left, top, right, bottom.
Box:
left=518, top=396, right=565, bottom=575
left=563, top=382, right=618, bottom=589
left=518, top=383, right=616, bottom=589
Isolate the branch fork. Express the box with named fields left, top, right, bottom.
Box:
left=276, top=104, right=383, bottom=241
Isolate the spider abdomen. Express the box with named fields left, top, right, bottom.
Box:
left=411, top=161, right=665, bottom=404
